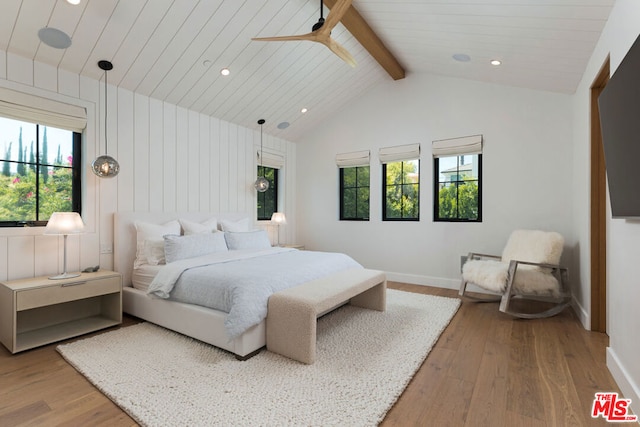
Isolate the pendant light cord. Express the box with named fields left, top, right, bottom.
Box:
left=258, top=119, right=265, bottom=167
left=104, top=68, right=108, bottom=155
left=260, top=123, right=263, bottom=167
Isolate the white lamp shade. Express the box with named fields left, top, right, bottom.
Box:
left=44, top=212, right=85, bottom=235
left=271, top=212, right=287, bottom=225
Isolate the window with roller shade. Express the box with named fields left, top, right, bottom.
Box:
left=433, top=135, right=482, bottom=222
left=0, top=88, right=86, bottom=226
left=337, top=150, right=370, bottom=221
left=380, top=144, right=420, bottom=221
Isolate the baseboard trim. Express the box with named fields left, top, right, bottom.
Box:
left=571, top=294, right=590, bottom=330
left=385, top=271, right=458, bottom=289
left=384, top=271, right=496, bottom=295
left=607, top=347, right=640, bottom=420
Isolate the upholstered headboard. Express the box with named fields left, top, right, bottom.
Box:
left=113, top=211, right=250, bottom=287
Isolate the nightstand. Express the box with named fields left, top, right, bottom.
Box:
left=0, top=270, right=122, bottom=354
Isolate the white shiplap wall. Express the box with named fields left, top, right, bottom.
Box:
left=0, top=50, right=297, bottom=281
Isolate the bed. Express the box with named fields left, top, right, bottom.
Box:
left=113, top=211, right=363, bottom=359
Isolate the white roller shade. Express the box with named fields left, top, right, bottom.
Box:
left=336, top=150, right=370, bottom=167
left=432, top=135, right=482, bottom=158
left=0, top=87, right=87, bottom=132
left=378, top=143, right=420, bottom=164
left=258, top=151, right=285, bottom=169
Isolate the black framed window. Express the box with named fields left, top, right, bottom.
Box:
left=382, top=159, right=420, bottom=221
left=434, top=154, right=482, bottom=222
left=257, top=166, right=278, bottom=220
left=0, top=117, right=81, bottom=227
left=340, top=166, right=370, bottom=220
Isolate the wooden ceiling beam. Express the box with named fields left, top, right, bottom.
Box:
left=325, top=0, right=405, bottom=80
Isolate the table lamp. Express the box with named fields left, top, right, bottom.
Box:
left=44, top=212, right=85, bottom=279
left=271, top=212, right=287, bottom=247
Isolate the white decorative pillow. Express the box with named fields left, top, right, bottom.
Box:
left=219, top=218, right=251, bottom=232
left=144, top=240, right=166, bottom=266
left=224, top=230, right=271, bottom=250
left=179, top=217, right=218, bottom=235
left=134, top=220, right=180, bottom=268
left=164, top=232, right=228, bottom=263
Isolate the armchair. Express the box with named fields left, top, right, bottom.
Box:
left=459, top=229, right=571, bottom=319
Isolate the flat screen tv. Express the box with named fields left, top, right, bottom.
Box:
left=598, top=33, right=640, bottom=219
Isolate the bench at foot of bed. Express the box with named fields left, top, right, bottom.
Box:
left=266, top=268, right=386, bottom=364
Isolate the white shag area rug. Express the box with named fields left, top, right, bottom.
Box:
left=57, top=289, right=460, bottom=427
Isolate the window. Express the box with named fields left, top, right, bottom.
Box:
left=340, top=166, right=370, bottom=220
left=257, top=166, right=278, bottom=220
left=0, top=116, right=81, bottom=226
left=383, top=160, right=420, bottom=220
left=432, top=135, right=482, bottom=222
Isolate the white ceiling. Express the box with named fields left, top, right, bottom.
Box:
left=0, top=0, right=614, bottom=142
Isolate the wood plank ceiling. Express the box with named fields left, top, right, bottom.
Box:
left=0, top=0, right=614, bottom=142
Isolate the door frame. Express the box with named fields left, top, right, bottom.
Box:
left=589, top=57, right=609, bottom=333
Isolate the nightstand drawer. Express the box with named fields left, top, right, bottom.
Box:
left=16, top=276, right=121, bottom=311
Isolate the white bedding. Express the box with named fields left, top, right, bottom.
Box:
left=132, top=264, right=162, bottom=292
left=146, top=247, right=362, bottom=338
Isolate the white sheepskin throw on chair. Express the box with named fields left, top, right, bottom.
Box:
left=462, top=230, right=564, bottom=297
left=501, top=229, right=564, bottom=266
left=462, top=260, right=560, bottom=296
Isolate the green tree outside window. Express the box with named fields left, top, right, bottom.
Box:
left=383, top=160, right=419, bottom=220
left=434, top=154, right=481, bottom=222
left=340, top=166, right=370, bottom=220
left=257, top=166, right=278, bottom=220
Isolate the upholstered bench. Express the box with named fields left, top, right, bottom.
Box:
left=266, top=268, right=386, bottom=364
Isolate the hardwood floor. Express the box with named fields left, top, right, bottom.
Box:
left=0, top=283, right=621, bottom=426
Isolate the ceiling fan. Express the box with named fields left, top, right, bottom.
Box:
left=252, top=0, right=356, bottom=67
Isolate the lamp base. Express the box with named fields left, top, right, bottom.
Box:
left=49, top=272, right=81, bottom=280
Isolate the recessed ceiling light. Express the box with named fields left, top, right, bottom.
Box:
left=277, top=122, right=290, bottom=130
left=66, top=0, right=81, bottom=4
left=38, top=27, right=72, bottom=49
left=301, top=108, right=308, bottom=114
left=220, top=68, right=230, bottom=76
left=452, top=53, right=471, bottom=62
left=202, top=60, right=212, bottom=67
left=490, top=59, right=502, bottom=66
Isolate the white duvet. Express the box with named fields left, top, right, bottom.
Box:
left=146, top=247, right=362, bottom=338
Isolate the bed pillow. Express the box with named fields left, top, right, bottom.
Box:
left=164, top=232, right=228, bottom=263
left=179, top=217, right=218, bottom=235
left=224, top=230, right=272, bottom=250
left=134, top=220, right=181, bottom=268
left=219, top=217, right=251, bottom=232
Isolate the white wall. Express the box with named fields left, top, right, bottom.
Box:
left=296, top=73, right=575, bottom=291
left=0, top=51, right=297, bottom=282
left=572, top=0, right=640, bottom=414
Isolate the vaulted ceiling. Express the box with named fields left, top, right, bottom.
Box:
left=0, top=0, right=614, bottom=141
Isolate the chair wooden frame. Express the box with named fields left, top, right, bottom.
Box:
left=459, top=252, right=571, bottom=319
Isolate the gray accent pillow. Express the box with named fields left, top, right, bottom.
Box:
left=224, top=230, right=271, bottom=250
left=164, top=232, right=228, bottom=263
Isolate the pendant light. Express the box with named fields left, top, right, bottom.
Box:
left=92, top=60, right=120, bottom=178
left=254, top=119, right=269, bottom=192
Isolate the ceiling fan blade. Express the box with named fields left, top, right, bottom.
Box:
left=318, top=0, right=353, bottom=36
left=252, top=32, right=317, bottom=42
left=324, top=37, right=357, bottom=68
left=251, top=0, right=356, bottom=68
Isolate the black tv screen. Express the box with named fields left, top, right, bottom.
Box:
left=598, top=33, right=640, bottom=218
